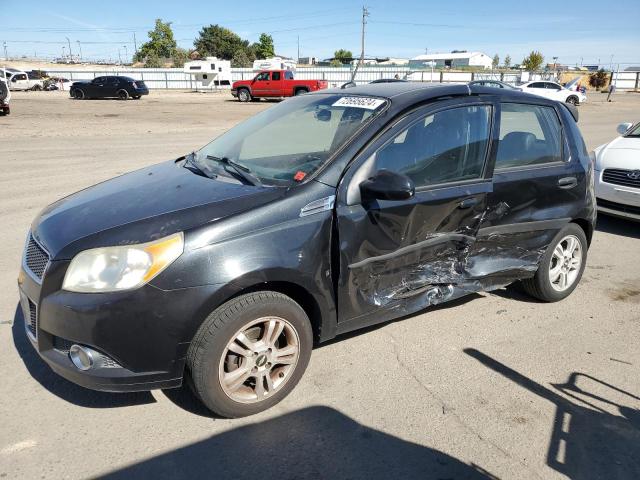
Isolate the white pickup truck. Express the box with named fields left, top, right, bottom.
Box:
left=0, top=68, right=44, bottom=91
left=0, top=73, right=10, bottom=115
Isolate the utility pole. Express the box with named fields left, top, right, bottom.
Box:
left=77, top=40, right=82, bottom=62
left=3, top=42, right=7, bottom=60
left=62, top=45, right=66, bottom=61
left=118, top=48, right=122, bottom=65
left=297, top=35, right=300, bottom=63
left=123, top=45, right=128, bottom=64
left=66, top=37, right=72, bottom=61
left=133, top=32, right=138, bottom=57
left=350, top=5, right=369, bottom=83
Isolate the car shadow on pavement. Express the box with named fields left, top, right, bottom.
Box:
left=99, top=405, right=497, bottom=480
left=12, top=303, right=156, bottom=409
left=596, top=214, right=640, bottom=239
left=464, top=348, right=640, bottom=480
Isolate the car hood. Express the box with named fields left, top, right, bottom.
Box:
left=32, top=160, right=286, bottom=259
left=595, top=136, right=640, bottom=171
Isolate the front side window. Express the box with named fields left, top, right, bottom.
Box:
left=255, top=72, right=269, bottom=81
left=196, top=94, right=387, bottom=186
left=272, top=72, right=281, bottom=81
left=496, top=103, right=563, bottom=169
left=529, top=82, right=545, bottom=89
left=374, top=105, right=492, bottom=187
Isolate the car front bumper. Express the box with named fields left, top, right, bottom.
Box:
left=595, top=170, right=640, bottom=221
left=17, top=261, right=218, bottom=392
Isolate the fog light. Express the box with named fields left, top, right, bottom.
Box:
left=69, top=344, right=95, bottom=371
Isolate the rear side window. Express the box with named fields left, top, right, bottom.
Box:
left=496, top=103, right=562, bottom=169
left=374, top=105, right=492, bottom=187
left=285, top=71, right=294, bottom=80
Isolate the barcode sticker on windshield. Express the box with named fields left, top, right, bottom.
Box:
left=332, top=97, right=385, bottom=110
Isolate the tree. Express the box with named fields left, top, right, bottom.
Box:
left=333, top=49, right=353, bottom=65
left=522, top=51, right=544, bottom=71
left=135, top=19, right=177, bottom=62
left=172, top=47, right=189, bottom=68
left=231, top=49, right=253, bottom=68
left=492, top=54, right=500, bottom=69
left=589, top=69, right=609, bottom=89
left=194, top=25, right=251, bottom=60
left=329, top=59, right=343, bottom=67
left=503, top=54, right=511, bottom=69
left=252, top=33, right=275, bottom=59
left=144, top=52, right=163, bottom=68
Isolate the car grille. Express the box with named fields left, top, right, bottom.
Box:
left=24, top=234, right=50, bottom=281
left=26, top=298, right=38, bottom=339
left=602, top=168, right=640, bottom=188
left=597, top=198, right=640, bottom=216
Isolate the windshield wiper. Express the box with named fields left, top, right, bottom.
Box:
left=183, top=152, right=217, bottom=179
left=206, top=155, right=262, bottom=186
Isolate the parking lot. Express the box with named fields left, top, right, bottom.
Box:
left=1, top=90, right=639, bottom=479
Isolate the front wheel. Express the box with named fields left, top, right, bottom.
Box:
left=73, top=88, right=85, bottom=100
left=237, top=88, right=251, bottom=102
left=566, top=95, right=579, bottom=106
left=187, top=291, right=313, bottom=418
left=521, top=223, right=587, bottom=302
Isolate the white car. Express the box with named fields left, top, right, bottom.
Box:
left=593, top=122, right=640, bottom=221
left=519, top=80, right=586, bottom=105
left=0, top=68, right=44, bottom=91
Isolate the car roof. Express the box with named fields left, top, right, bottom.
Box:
left=316, top=82, right=554, bottom=109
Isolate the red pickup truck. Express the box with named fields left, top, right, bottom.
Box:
left=231, top=70, right=328, bottom=102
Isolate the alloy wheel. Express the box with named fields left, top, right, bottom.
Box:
left=218, top=316, right=300, bottom=404
left=549, top=234, right=582, bottom=292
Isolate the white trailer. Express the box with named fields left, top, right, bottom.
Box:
left=183, top=57, right=232, bottom=90
left=252, top=57, right=296, bottom=72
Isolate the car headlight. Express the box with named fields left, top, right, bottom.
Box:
left=62, top=232, right=184, bottom=293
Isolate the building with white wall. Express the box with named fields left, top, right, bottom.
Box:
left=409, top=51, right=493, bottom=70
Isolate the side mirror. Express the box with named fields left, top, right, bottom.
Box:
left=617, top=122, right=633, bottom=135
left=360, top=170, right=415, bottom=202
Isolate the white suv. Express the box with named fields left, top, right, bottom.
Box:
left=519, top=81, right=586, bottom=105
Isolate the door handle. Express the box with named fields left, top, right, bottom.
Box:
left=558, top=177, right=578, bottom=189
left=458, top=197, right=478, bottom=209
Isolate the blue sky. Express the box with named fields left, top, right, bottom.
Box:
left=3, top=0, right=639, bottom=67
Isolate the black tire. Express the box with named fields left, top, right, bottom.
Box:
left=187, top=291, right=313, bottom=418
left=566, top=95, right=579, bottom=106
left=237, top=88, right=251, bottom=102
left=117, top=89, right=129, bottom=100
left=73, top=88, right=85, bottom=100
left=31, top=84, right=42, bottom=91
left=521, top=223, right=588, bottom=302
left=294, top=88, right=309, bottom=96
left=0, top=81, right=9, bottom=101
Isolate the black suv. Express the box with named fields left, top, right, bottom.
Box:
left=19, top=83, right=595, bottom=417
left=69, top=75, right=148, bottom=100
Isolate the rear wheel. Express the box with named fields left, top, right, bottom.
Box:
left=521, top=223, right=587, bottom=302
left=187, top=291, right=313, bottom=418
left=117, top=89, right=129, bottom=100
left=237, top=88, right=251, bottom=102
left=566, top=95, right=579, bottom=106
left=294, top=88, right=309, bottom=96
left=31, top=84, right=42, bottom=91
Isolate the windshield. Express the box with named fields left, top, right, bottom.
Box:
left=196, top=94, right=387, bottom=186
left=624, top=123, right=640, bottom=137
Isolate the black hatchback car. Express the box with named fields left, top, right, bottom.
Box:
left=69, top=75, right=148, bottom=100
left=19, top=83, right=595, bottom=417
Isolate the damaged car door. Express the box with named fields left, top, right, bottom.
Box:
left=335, top=99, right=495, bottom=332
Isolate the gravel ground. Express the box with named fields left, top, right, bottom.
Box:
left=0, top=89, right=639, bottom=480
